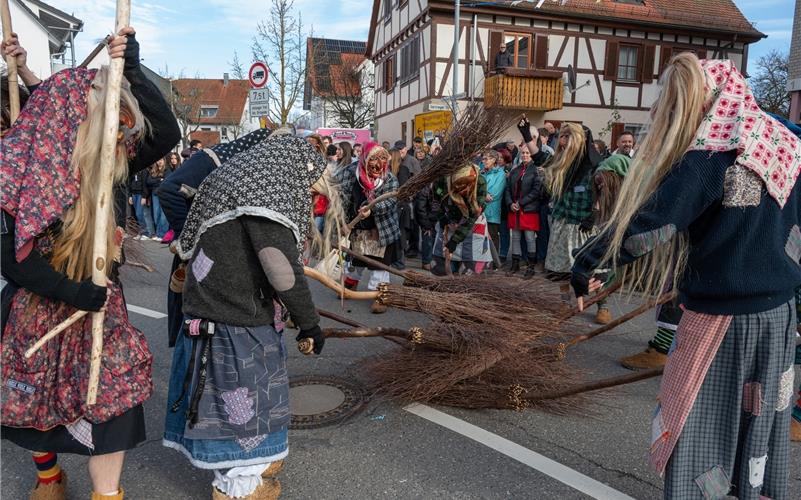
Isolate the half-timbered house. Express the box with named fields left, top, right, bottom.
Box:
left=366, top=0, right=765, bottom=145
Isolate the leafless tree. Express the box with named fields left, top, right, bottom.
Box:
left=750, top=50, right=789, bottom=118
left=172, top=80, right=205, bottom=148
left=251, top=0, right=307, bottom=125
left=228, top=50, right=246, bottom=80
left=309, top=46, right=375, bottom=129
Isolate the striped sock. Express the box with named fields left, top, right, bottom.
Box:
left=32, top=452, right=62, bottom=485
left=648, top=326, right=675, bottom=354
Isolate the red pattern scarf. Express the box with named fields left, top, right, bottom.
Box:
left=357, top=141, right=388, bottom=201
left=0, top=68, right=97, bottom=261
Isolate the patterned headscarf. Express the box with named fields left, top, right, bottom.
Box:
left=447, top=163, right=481, bottom=217
left=688, top=59, right=801, bottom=208
left=356, top=141, right=389, bottom=201
left=177, top=132, right=327, bottom=260
left=1, top=68, right=98, bottom=262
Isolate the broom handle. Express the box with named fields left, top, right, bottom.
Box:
left=340, top=246, right=409, bottom=280
left=24, top=310, right=88, bottom=358
left=528, top=367, right=663, bottom=401
left=303, top=266, right=379, bottom=300
left=78, top=35, right=114, bottom=68
left=87, top=0, right=130, bottom=406
left=566, top=291, right=676, bottom=348
left=298, top=326, right=418, bottom=354
left=1, top=0, right=20, bottom=123
left=345, top=191, right=398, bottom=234
left=559, top=281, right=623, bottom=320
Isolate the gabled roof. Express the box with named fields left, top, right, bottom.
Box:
left=19, top=0, right=83, bottom=53
left=172, top=78, right=249, bottom=125
left=304, top=37, right=367, bottom=109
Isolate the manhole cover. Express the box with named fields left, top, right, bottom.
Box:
left=289, top=376, right=366, bottom=429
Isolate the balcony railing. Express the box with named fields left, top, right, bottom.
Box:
left=483, top=68, right=564, bottom=112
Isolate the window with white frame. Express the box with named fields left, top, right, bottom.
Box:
left=199, top=105, right=219, bottom=118
left=617, top=45, right=639, bottom=81
left=398, top=36, right=420, bottom=84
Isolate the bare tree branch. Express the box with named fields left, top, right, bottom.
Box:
left=228, top=50, right=246, bottom=80
left=750, top=50, right=790, bottom=118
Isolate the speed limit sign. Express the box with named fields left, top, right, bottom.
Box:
left=248, top=61, right=269, bottom=89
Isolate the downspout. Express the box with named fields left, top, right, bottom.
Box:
left=469, top=13, right=477, bottom=101
left=452, top=0, right=460, bottom=115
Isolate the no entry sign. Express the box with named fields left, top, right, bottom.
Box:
left=248, top=61, right=269, bottom=88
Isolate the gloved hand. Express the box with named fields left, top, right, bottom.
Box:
left=517, top=116, right=533, bottom=144
left=570, top=271, right=591, bottom=298
left=70, top=279, right=108, bottom=311
left=122, top=31, right=140, bottom=73
left=578, top=213, right=595, bottom=235
left=296, top=325, right=325, bottom=355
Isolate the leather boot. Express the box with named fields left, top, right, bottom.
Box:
left=212, top=479, right=281, bottom=500
left=91, top=487, right=124, bottom=500
left=370, top=299, right=387, bottom=314
left=505, top=257, right=520, bottom=277
left=620, top=347, right=667, bottom=370
left=791, top=418, right=801, bottom=442
left=595, top=307, right=612, bottom=325
left=522, top=256, right=538, bottom=279
left=30, top=471, right=67, bottom=500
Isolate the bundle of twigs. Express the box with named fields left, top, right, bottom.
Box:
left=395, top=103, right=510, bottom=202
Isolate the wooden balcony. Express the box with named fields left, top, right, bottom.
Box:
left=483, top=68, right=564, bottom=112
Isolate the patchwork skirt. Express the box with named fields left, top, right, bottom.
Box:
left=544, top=216, right=590, bottom=275
left=163, top=321, right=290, bottom=469
left=663, top=300, right=796, bottom=500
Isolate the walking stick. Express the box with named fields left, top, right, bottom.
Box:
left=78, top=35, right=114, bottom=68
left=1, top=0, right=20, bottom=123
left=87, top=0, right=131, bottom=405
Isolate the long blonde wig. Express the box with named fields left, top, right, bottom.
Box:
left=547, top=122, right=586, bottom=199
left=309, top=171, right=345, bottom=259
left=49, top=67, right=147, bottom=281
left=598, top=52, right=706, bottom=296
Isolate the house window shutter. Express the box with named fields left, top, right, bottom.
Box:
left=659, top=46, right=672, bottom=76
left=611, top=122, right=625, bottom=149
left=489, top=31, right=503, bottom=71
left=641, top=45, right=655, bottom=83
left=604, top=41, right=619, bottom=80
left=535, top=35, right=549, bottom=69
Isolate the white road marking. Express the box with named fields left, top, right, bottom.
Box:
left=405, top=403, right=635, bottom=500
left=126, top=304, right=167, bottom=319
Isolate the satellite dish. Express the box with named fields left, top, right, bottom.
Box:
left=566, top=64, right=577, bottom=93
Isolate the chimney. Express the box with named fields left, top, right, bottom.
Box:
left=223, top=72, right=229, bottom=86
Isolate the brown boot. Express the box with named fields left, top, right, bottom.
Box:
left=791, top=418, right=801, bottom=442
left=91, top=487, right=124, bottom=500
left=370, top=299, right=387, bottom=314
left=212, top=479, right=281, bottom=500
left=595, top=308, right=612, bottom=325
left=620, top=347, right=668, bottom=371
left=262, top=460, right=284, bottom=478
left=30, top=471, right=67, bottom=500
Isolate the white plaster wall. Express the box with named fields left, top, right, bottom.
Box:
left=573, top=74, right=602, bottom=105
left=615, top=85, right=639, bottom=107
left=640, top=83, right=661, bottom=108
left=577, top=39, right=592, bottom=69
left=548, top=35, right=565, bottom=67
left=2, top=2, right=52, bottom=78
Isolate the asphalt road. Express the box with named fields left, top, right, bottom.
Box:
left=2, top=242, right=800, bottom=499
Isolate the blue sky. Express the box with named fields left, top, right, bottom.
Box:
left=57, top=0, right=794, bottom=78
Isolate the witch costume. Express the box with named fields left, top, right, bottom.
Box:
left=572, top=59, right=801, bottom=499
left=164, top=132, right=327, bottom=499
left=0, top=66, right=155, bottom=455
left=338, top=142, right=400, bottom=293
left=430, top=164, right=493, bottom=275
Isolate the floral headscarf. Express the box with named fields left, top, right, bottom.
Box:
left=688, top=59, right=801, bottom=207
left=447, top=163, right=481, bottom=217
left=1, top=68, right=98, bottom=261
left=356, top=141, right=389, bottom=201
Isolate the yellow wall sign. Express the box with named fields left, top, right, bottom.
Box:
left=414, top=110, right=452, bottom=142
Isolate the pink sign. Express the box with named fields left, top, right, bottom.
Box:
left=315, top=128, right=372, bottom=145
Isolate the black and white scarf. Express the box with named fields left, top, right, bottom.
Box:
left=177, top=132, right=327, bottom=260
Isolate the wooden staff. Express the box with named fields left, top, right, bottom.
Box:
left=304, top=267, right=379, bottom=300
left=565, top=291, right=676, bottom=348
left=87, top=0, right=130, bottom=405
left=558, top=281, right=623, bottom=320
left=78, top=35, right=114, bottom=68
left=340, top=246, right=409, bottom=279
left=1, top=0, right=20, bottom=123
left=526, top=367, right=664, bottom=402
left=345, top=191, right=398, bottom=234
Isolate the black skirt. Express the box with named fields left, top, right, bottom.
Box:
left=2, top=405, right=146, bottom=455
